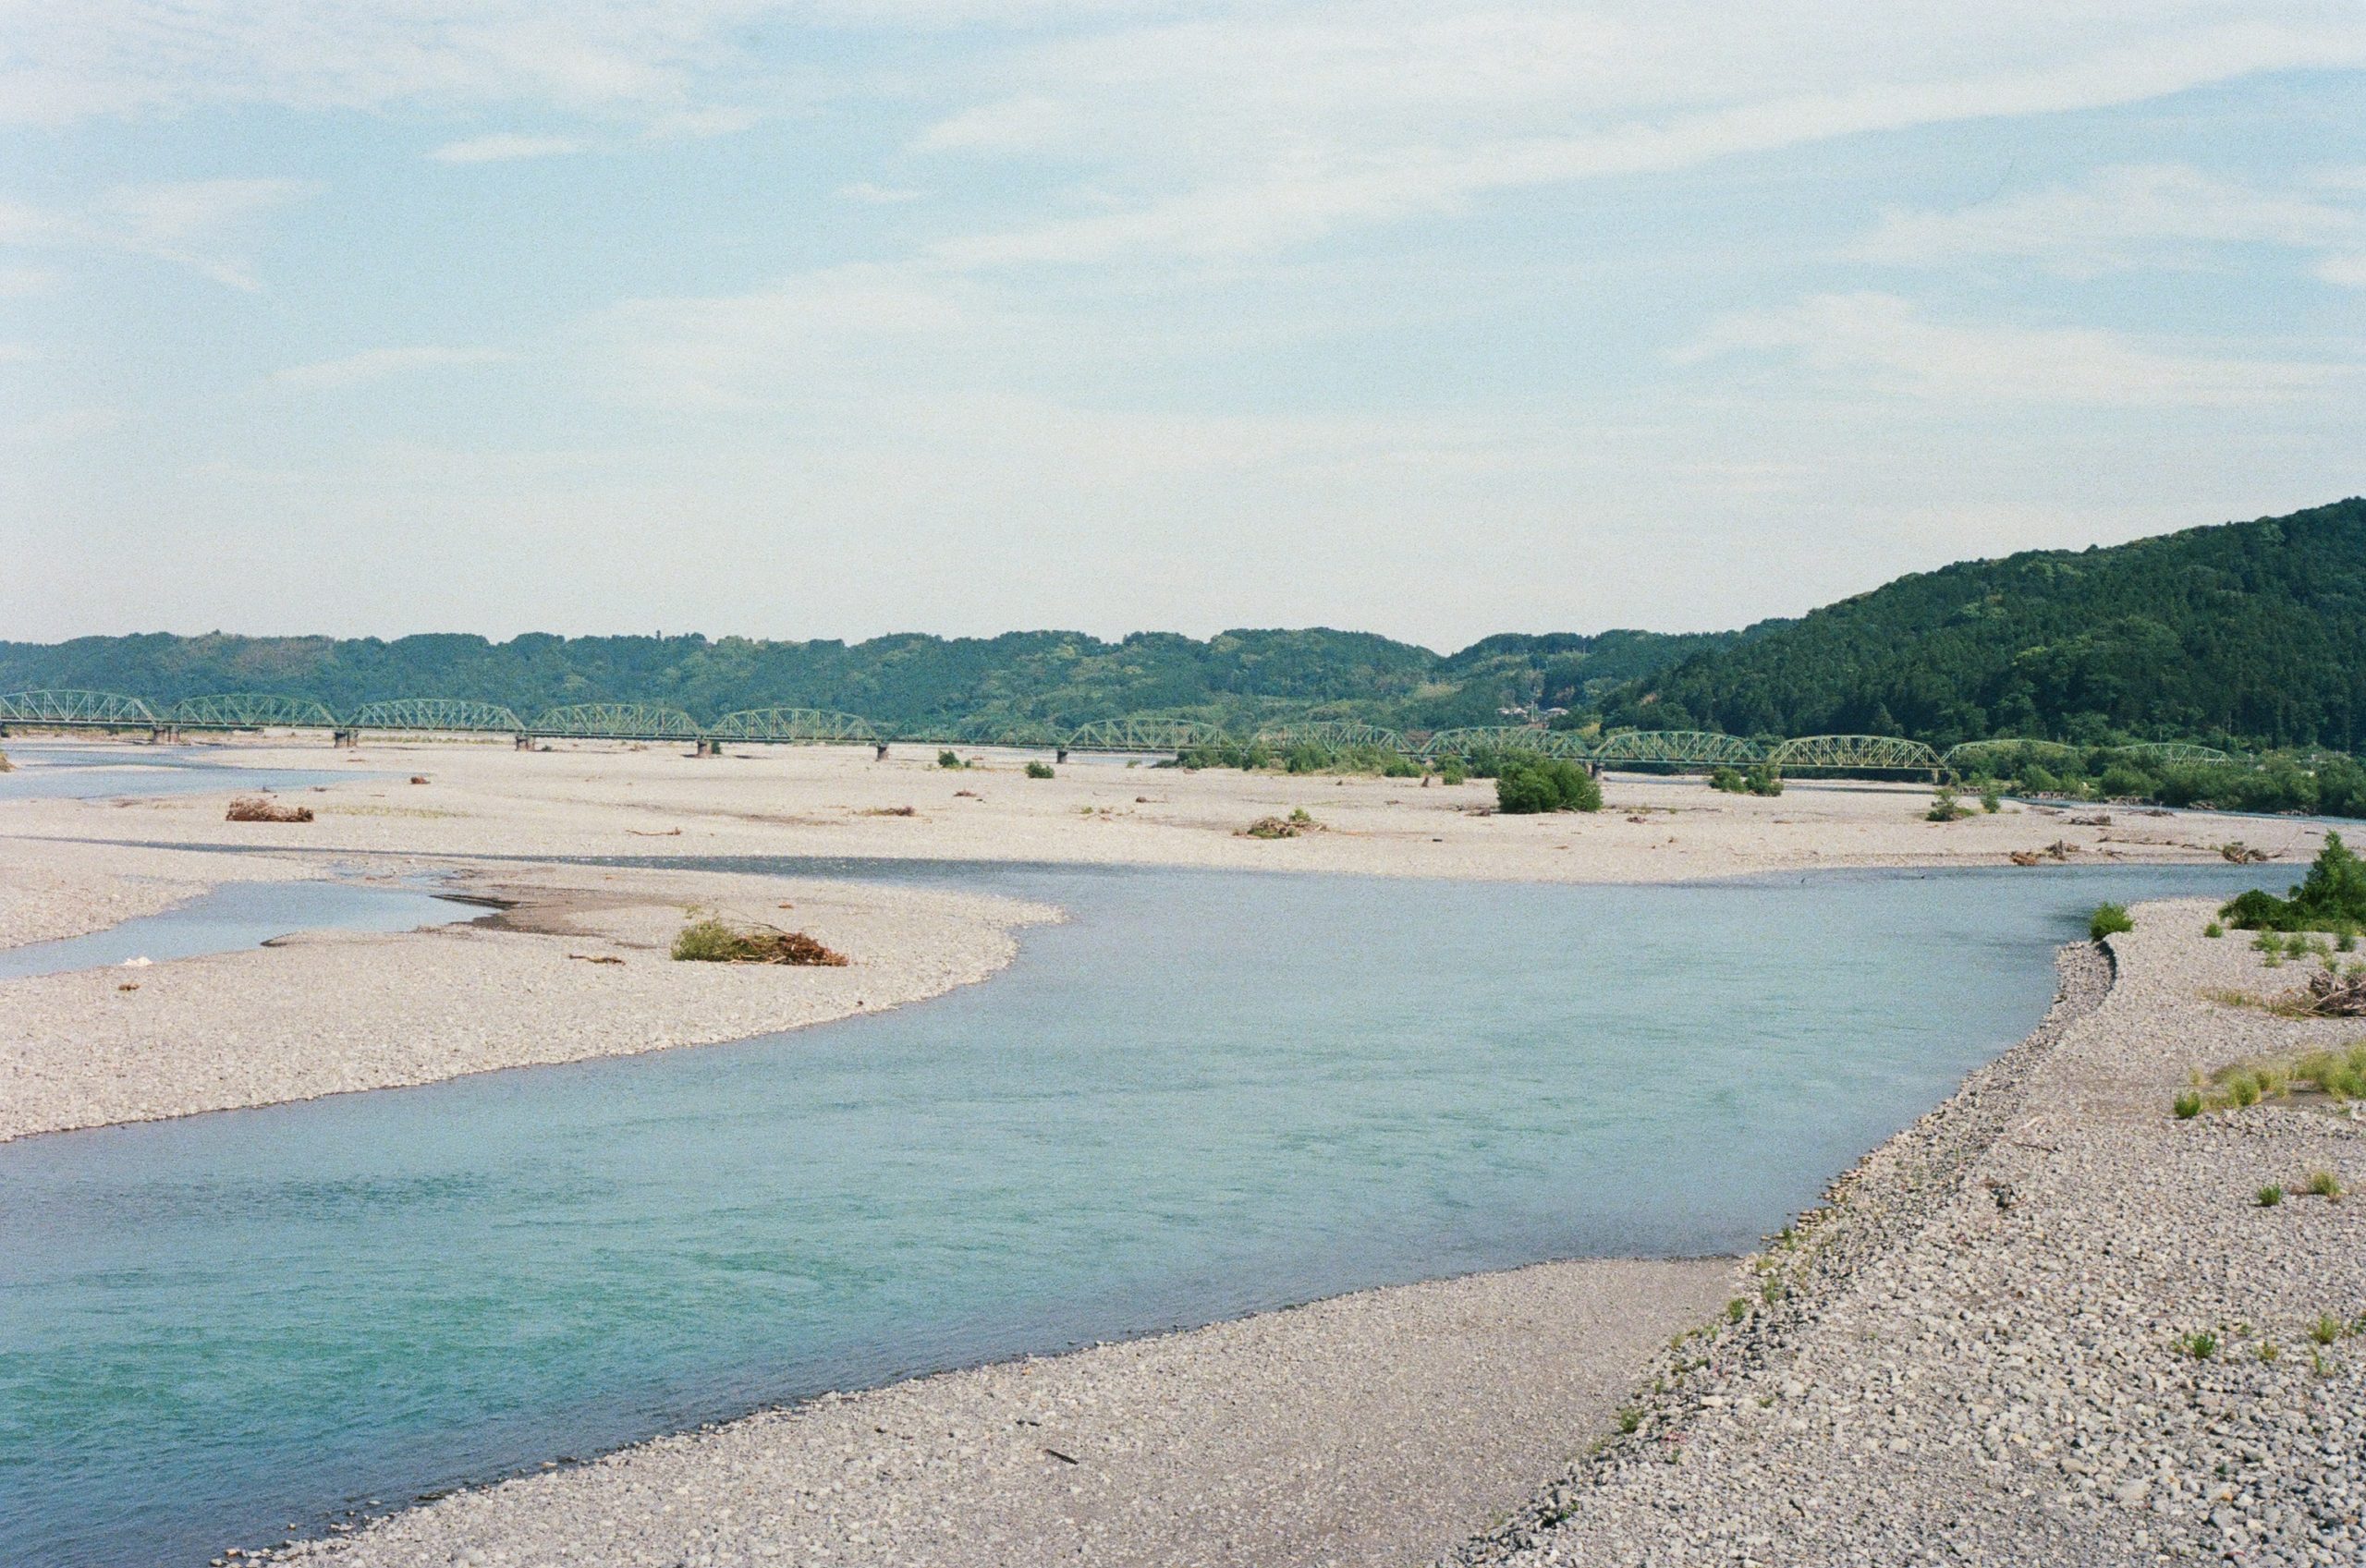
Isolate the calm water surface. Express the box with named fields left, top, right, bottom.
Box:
left=0, top=742, right=363, bottom=802
left=0, top=860, right=2267, bottom=1566
left=0, top=878, right=479, bottom=981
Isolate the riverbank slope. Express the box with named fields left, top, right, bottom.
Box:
left=1457, top=899, right=2366, bottom=1565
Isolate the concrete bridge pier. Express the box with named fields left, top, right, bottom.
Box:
left=514, top=733, right=532, bottom=750
left=1056, top=747, right=1069, bottom=763
left=692, top=737, right=721, bottom=757
left=874, top=743, right=890, bottom=760
left=334, top=728, right=356, bottom=748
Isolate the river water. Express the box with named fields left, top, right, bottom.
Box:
left=0, top=859, right=2270, bottom=1565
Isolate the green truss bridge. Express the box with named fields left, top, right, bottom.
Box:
left=0, top=687, right=2284, bottom=782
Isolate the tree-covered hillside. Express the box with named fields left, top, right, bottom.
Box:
left=1603, top=499, right=2366, bottom=753
left=0, top=626, right=1740, bottom=733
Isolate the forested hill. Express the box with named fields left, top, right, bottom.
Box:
left=1601, top=498, right=2366, bottom=753
left=0, top=626, right=1747, bottom=733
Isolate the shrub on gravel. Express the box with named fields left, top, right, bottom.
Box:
left=1024, top=760, right=1055, bottom=779
left=2204, top=921, right=2225, bottom=938
left=937, top=749, right=965, bottom=769
left=2313, top=1316, right=2344, bottom=1345
left=671, top=916, right=849, bottom=966
left=2090, top=903, right=2134, bottom=941
left=1494, top=758, right=1601, bottom=815
left=2258, top=1185, right=2285, bottom=1207
left=2179, top=1331, right=2220, bottom=1360
left=2304, top=1169, right=2344, bottom=1199
left=2223, top=832, right=2366, bottom=932
left=2174, top=1091, right=2203, bottom=1119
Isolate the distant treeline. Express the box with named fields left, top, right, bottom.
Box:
left=1601, top=497, right=2366, bottom=754
left=14, top=497, right=2365, bottom=758
left=0, top=626, right=1749, bottom=735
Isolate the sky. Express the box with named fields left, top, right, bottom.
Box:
left=2, top=2, right=2362, bottom=652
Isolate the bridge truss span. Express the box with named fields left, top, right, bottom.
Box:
left=1249, top=720, right=1409, bottom=755
left=0, top=689, right=164, bottom=729
left=348, top=699, right=525, bottom=735
left=172, top=693, right=339, bottom=731
left=530, top=703, right=702, bottom=742
left=708, top=708, right=880, bottom=746
left=1766, top=735, right=1949, bottom=775
left=1589, top=730, right=1766, bottom=768
left=1064, top=716, right=1233, bottom=753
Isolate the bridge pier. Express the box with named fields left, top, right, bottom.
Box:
left=874, top=743, right=890, bottom=761
left=693, top=737, right=720, bottom=757
left=1055, top=747, right=1069, bottom=764
left=515, top=733, right=532, bottom=750
left=334, top=727, right=355, bottom=748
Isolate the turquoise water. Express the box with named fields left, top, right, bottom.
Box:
left=0, top=861, right=2265, bottom=1566
left=0, top=878, right=477, bottom=981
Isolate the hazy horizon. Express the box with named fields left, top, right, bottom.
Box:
left=5, top=5, right=2362, bottom=646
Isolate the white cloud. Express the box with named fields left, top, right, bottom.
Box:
left=1677, top=292, right=2343, bottom=407
left=430, top=132, right=586, bottom=164
left=0, top=341, right=35, bottom=363
left=0, top=178, right=314, bottom=289
left=838, top=180, right=927, bottom=203
left=918, top=5, right=2366, bottom=266
left=1855, top=164, right=2366, bottom=277
left=274, top=345, right=510, bottom=388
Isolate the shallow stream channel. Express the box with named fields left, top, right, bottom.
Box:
left=0, top=857, right=2276, bottom=1565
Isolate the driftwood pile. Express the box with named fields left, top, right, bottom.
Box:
left=226, top=796, right=313, bottom=823
left=2296, top=968, right=2366, bottom=1018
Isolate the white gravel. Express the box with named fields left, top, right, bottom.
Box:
left=1451, top=899, right=2366, bottom=1567
left=0, top=861, right=1054, bottom=1142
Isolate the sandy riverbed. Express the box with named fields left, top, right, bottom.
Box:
left=0, top=735, right=2324, bottom=890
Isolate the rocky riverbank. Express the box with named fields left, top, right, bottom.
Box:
left=1451, top=900, right=2366, bottom=1567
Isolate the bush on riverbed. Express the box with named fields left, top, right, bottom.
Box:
left=1025, top=760, right=1055, bottom=779
left=2221, top=832, right=2366, bottom=933
left=671, top=916, right=848, bottom=966
left=1494, top=758, right=1601, bottom=814
left=2090, top=902, right=2133, bottom=941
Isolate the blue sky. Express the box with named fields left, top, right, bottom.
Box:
left=3, top=2, right=2362, bottom=650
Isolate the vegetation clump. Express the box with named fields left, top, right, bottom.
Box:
left=1925, top=787, right=1967, bottom=821
left=1024, top=760, right=1055, bottom=779
left=671, top=916, right=848, bottom=966
left=2090, top=902, right=2134, bottom=941
left=2221, top=833, right=2366, bottom=933
left=1494, top=758, right=1602, bottom=815
left=937, top=749, right=965, bottom=769
left=226, top=796, right=313, bottom=822
left=1709, top=763, right=1783, bottom=796
left=0, top=747, right=11, bottom=773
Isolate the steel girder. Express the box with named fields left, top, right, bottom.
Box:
left=1589, top=730, right=1766, bottom=767
left=1250, top=720, right=1409, bottom=754
left=1064, top=716, right=1233, bottom=752
left=348, top=699, right=525, bottom=734
left=172, top=693, right=339, bottom=730
left=0, top=689, right=163, bottom=726
left=1766, top=735, right=1948, bottom=773
left=952, top=716, right=1063, bottom=748
left=1419, top=725, right=1574, bottom=760
left=707, top=708, right=880, bottom=744
left=2118, top=741, right=2238, bottom=766
left=531, top=702, right=701, bottom=740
